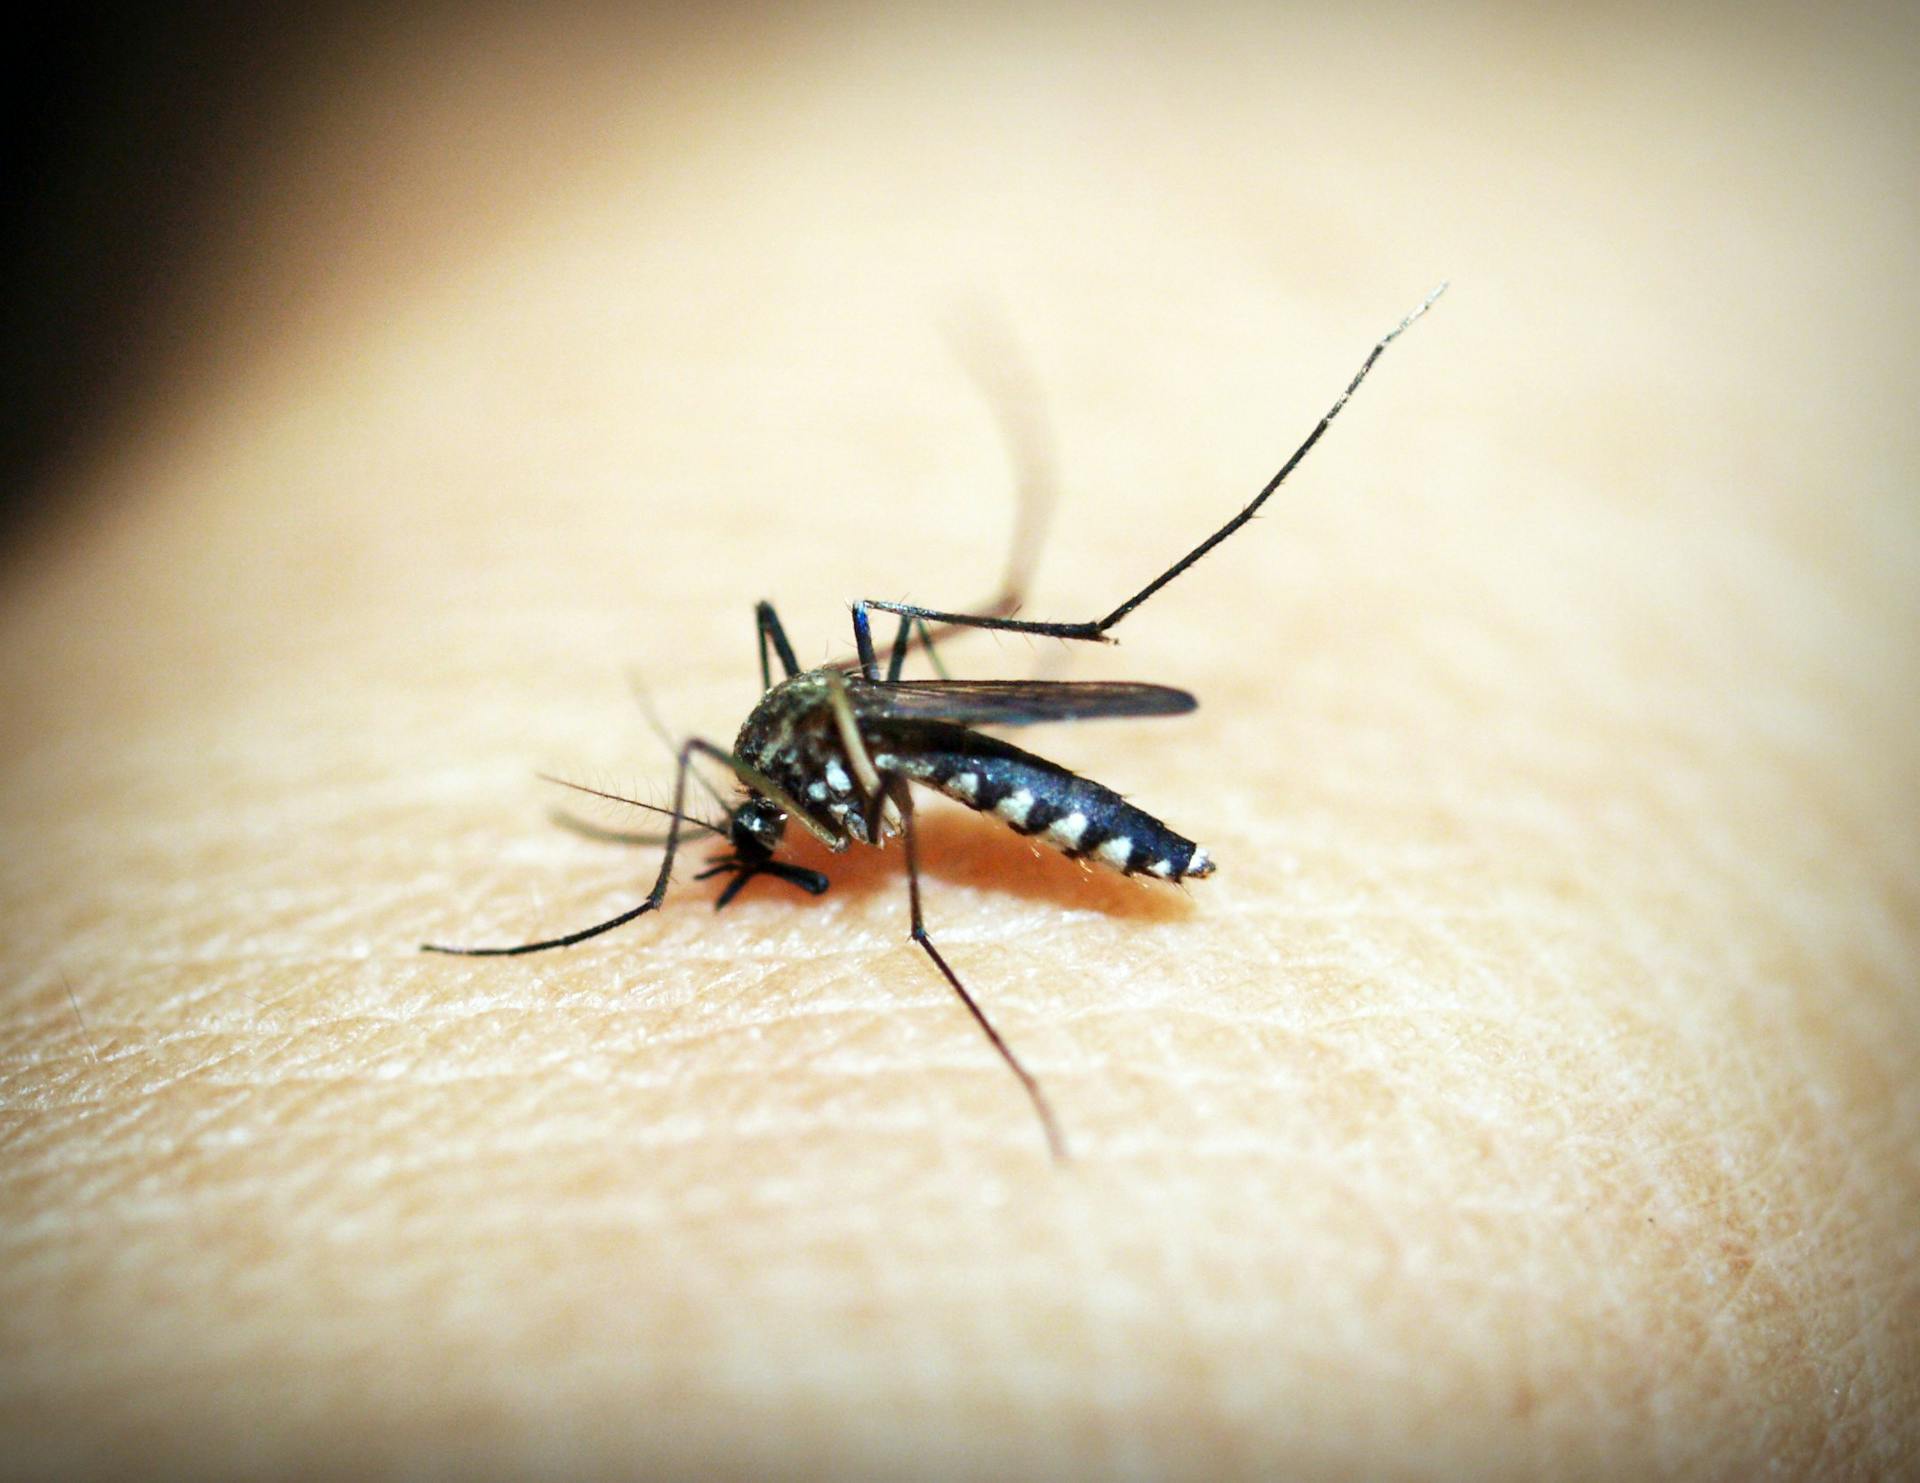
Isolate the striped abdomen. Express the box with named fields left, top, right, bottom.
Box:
left=869, top=721, right=1214, bottom=881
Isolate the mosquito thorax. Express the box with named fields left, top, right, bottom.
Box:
left=732, top=669, right=870, bottom=845
left=732, top=671, right=835, bottom=760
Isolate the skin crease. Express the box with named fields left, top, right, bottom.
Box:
left=2, top=7, right=1916, bottom=1479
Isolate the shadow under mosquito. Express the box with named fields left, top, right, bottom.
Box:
left=704, top=803, right=1197, bottom=924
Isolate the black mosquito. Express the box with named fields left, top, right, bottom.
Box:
left=423, top=285, right=1446, bottom=1159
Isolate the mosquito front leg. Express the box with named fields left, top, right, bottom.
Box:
left=755, top=600, right=803, bottom=692
left=859, top=286, right=1447, bottom=647
left=892, top=778, right=1068, bottom=1162
left=819, top=668, right=883, bottom=807
left=423, top=738, right=765, bottom=956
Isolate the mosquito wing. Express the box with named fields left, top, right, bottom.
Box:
left=848, top=677, right=1196, bottom=727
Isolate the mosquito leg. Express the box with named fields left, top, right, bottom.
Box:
left=892, top=779, right=1068, bottom=1162
left=848, top=603, right=954, bottom=685
left=884, top=611, right=914, bottom=683
left=859, top=286, right=1447, bottom=646
left=756, top=600, right=802, bottom=692
left=819, top=669, right=883, bottom=798
left=861, top=603, right=1106, bottom=644
left=915, top=619, right=952, bottom=680
left=878, top=614, right=952, bottom=684
left=423, top=738, right=757, bottom=956
left=840, top=586, right=1036, bottom=677
left=853, top=601, right=881, bottom=681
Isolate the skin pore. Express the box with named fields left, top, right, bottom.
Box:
left=3, top=8, right=1914, bottom=1477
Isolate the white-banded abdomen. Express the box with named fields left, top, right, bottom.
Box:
left=870, top=722, right=1213, bottom=881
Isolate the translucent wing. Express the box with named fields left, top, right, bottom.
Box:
left=849, top=677, right=1196, bottom=727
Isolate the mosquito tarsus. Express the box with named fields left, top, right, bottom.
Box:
left=423, top=284, right=1447, bottom=1161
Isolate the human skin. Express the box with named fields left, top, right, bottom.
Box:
left=2, top=7, right=1915, bottom=1479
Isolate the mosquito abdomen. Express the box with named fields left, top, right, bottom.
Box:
left=871, top=722, right=1213, bottom=881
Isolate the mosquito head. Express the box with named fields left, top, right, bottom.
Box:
left=699, top=796, right=829, bottom=909
left=730, top=796, right=788, bottom=865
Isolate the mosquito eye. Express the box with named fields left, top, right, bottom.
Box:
left=731, top=799, right=785, bottom=855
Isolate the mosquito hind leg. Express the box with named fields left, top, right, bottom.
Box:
left=846, top=604, right=958, bottom=685
left=892, top=778, right=1069, bottom=1162
left=858, top=286, right=1447, bottom=647
left=755, top=600, right=802, bottom=692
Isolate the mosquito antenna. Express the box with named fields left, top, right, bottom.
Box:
left=548, top=812, right=676, bottom=848
left=627, top=670, right=733, bottom=814
left=535, top=773, right=727, bottom=836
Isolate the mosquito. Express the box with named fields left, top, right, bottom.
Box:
left=423, top=285, right=1446, bottom=1160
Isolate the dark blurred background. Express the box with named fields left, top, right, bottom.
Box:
left=2, top=8, right=347, bottom=538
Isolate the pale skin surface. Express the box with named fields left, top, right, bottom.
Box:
left=3, top=7, right=1916, bottom=1479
